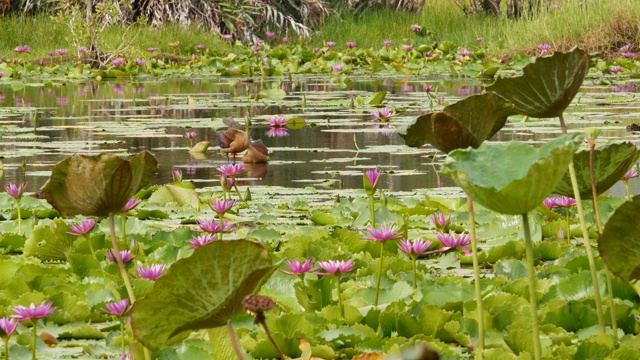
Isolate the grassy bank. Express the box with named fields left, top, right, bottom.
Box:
left=0, top=0, right=638, bottom=61
left=313, top=0, right=640, bottom=59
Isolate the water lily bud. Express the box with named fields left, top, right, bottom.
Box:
left=585, top=127, right=601, bottom=142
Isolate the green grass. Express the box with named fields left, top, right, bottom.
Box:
left=1, top=0, right=638, bottom=61
left=312, top=0, right=640, bottom=58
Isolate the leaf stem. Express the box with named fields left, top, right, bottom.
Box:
left=121, top=214, right=128, bottom=251
left=467, top=196, right=484, bottom=359
left=227, top=320, right=244, bottom=360
left=374, top=241, right=384, bottom=307
left=560, top=114, right=606, bottom=334
left=588, top=142, right=618, bottom=341
left=109, top=213, right=136, bottom=303
left=522, top=213, right=542, bottom=360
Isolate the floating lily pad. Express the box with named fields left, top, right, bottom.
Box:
left=599, top=195, right=640, bottom=283
left=486, top=48, right=589, bottom=118
left=442, top=133, right=582, bottom=215
left=131, top=240, right=275, bottom=350
left=42, top=152, right=158, bottom=216
left=553, top=142, right=640, bottom=199
left=399, top=92, right=515, bottom=153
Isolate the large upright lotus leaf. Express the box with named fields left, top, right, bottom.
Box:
left=599, top=195, right=640, bottom=282
left=554, top=142, right=640, bottom=199
left=399, top=92, right=515, bottom=153
left=130, top=240, right=275, bottom=351
left=486, top=48, right=588, bottom=118
left=442, top=133, right=582, bottom=215
left=42, top=151, right=158, bottom=217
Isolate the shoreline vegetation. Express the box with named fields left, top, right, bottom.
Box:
left=0, top=0, right=638, bottom=73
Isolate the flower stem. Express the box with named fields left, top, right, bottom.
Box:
left=16, top=201, right=22, bottom=236
left=258, top=318, right=285, bottom=360
left=227, top=320, right=244, bottom=360
left=560, top=114, right=606, bottom=334
left=624, top=180, right=632, bottom=201
left=218, top=213, right=224, bottom=241
left=374, top=241, right=384, bottom=307
left=411, top=256, right=417, bottom=290
left=467, top=196, right=484, bottom=359
left=565, top=210, right=571, bottom=245
left=109, top=213, right=136, bottom=303
left=31, top=321, right=37, bottom=360
left=233, top=183, right=242, bottom=200
left=368, top=195, right=376, bottom=227
left=4, top=336, right=8, bottom=360
left=336, top=275, right=344, bottom=318
left=522, top=213, right=542, bottom=360
left=121, top=214, right=128, bottom=251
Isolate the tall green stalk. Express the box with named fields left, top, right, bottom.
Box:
left=374, top=242, right=384, bottom=307
left=559, top=114, right=606, bottom=334
left=3, top=336, right=8, bottom=360
left=522, top=213, right=542, bottom=360
left=31, top=322, right=36, bottom=360
left=336, top=275, right=345, bottom=318
left=368, top=195, right=376, bottom=227
left=121, top=214, right=128, bottom=250
left=467, top=196, right=484, bottom=359
left=108, top=213, right=136, bottom=303
left=588, top=139, right=618, bottom=341
left=226, top=320, right=245, bottom=360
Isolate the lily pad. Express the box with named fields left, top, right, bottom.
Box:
left=131, top=239, right=275, bottom=350
left=148, top=184, right=201, bottom=210
left=553, top=142, right=640, bottom=199
left=442, top=133, right=582, bottom=215
left=486, top=48, right=588, bottom=118
left=42, top=152, right=158, bottom=217
left=599, top=195, right=640, bottom=282
left=399, top=92, right=515, bottom=153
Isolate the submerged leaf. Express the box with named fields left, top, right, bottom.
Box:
left=399, top=92, right=515, bottom=153
left=442, top=133, right=582, bottom=215
left=131, top=240, right=275, bottom=350
left=554, top=142, right=640, bottom=199
left=599, top=195, right=640, bottom=282
left=487, top=48, right=588, bottom=118
left=42, top=152, right=158, bottom=217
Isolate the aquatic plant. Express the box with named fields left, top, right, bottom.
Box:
left=12, top=301, right=57, bottom=360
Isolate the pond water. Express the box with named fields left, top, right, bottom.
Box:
left=0, top=75, right=639, bottom=194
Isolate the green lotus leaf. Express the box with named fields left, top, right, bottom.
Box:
left=42, top=151, right=158, bottom=217
left=442, top=133, right=582, bottom=215
left=23, top=218, right=75, bottom=261
left=399, top=92, right=515, bottom=153
left=148, top=184, right=201, bottom=210
left=130, top=239, right=275, bottom=350
left=599, top=195, right=640, bottom=283
left=553, top=142, right=640, bottom=199
left=486, top=48, right=588, bottom=118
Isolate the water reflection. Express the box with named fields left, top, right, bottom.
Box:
left=0, top=76, right=638, bottom=196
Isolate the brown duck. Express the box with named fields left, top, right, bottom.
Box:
left=217, top=118, right=269, bottom=163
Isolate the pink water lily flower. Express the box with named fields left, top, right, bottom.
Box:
left=187, top=233, right=216, bottom=249
left=265, top=32, right=275, bottom=39
left=326, top=41, right=336, bottom=48
left=217, top=163, right=245, bottom=178
left=267, top=115, right=287, bottom=127
left=136, top=264, right=166, bottom=280
left=280, top=258, right=313, bottom=275
left=363, top=224, right=403, bottom=242
left=68, top=219, right=96, bottom=236
left=399, top=238, right=432, bottom=256
left=316, top=259, right=354, bottom=275
left=222, top=34, right=232, bottom=40
left=111, top=58, right=124, bottom=66
left=208, top=198, right=235, bottom=214
left=537, top=44, right=551, bottom=53
left=101, top=299, right=132, bottom=317
left=107, top=250, right=133, bottom=263
left=121, top=198, right=141, bottom=212
left=55, top=49, right=68, bottom=55
left=172, top=169, right=182, bottom=182
left=435, top=231, right=471, bottom=254
left=373, top=107, right=392, bottom=121
left=346, top=42, right=356, bottom=48
left=184, top=131, right=197, bottom=139
left=623, top=167, right=638, bottom=180
left=403, top=45, right=413, bottom=51
left=429, top=213, right=449, bottom=230
left=14, top=45, right=31, bottom=53
left=266, top=127, right=289, bottom=137
left=0, top=317, right=17, bottom=337
left=12, top=301, right=57, bottom=322
left=147, top=47, right=156, bottom=53
left=410, top=24, right=421, bottom=32
left=4, top=181, right=26, bottom=200
left=197, top=218, right=234, bottom=233
left=610, top=66, right=621, bottom=74
left=383, top=40, right=392, bottom=46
